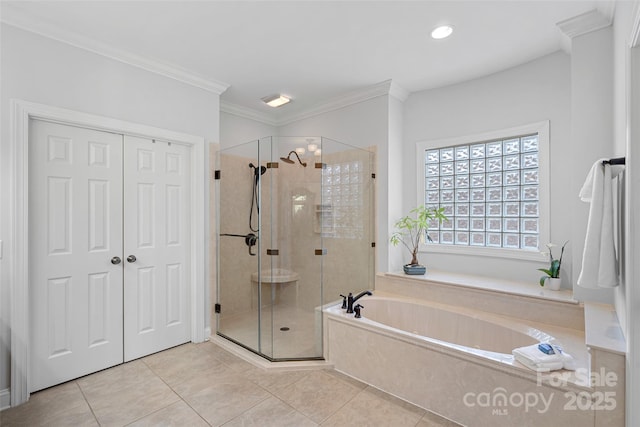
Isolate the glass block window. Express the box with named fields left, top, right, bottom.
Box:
left=322, top=160, right=364, bottom=239
left=423, top=134, right=539, bottom=251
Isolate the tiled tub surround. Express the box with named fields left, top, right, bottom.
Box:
left=324, top=273, right=625, bottom=426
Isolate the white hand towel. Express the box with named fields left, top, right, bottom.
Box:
left=512, top=344, right=564, bottom=372
left=577, top=160, right=619, bottom=288
left=514, top=356, right=564, bottom=373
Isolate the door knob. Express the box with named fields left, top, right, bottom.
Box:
left=111, top=256, right=122, bottom=265
left=127, top=255, right=137, bottom=263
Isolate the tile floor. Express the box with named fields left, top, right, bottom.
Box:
left=0, top=341, right=461, bottom=427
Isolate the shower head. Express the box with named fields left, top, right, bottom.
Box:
left=280, top=156, right=295, bottom=164
left=280, top=151, right=307, bottom=167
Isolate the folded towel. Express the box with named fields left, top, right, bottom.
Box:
left=577, top=160, right=620, bottom=288
left=512, top=343, right=575, bottom=372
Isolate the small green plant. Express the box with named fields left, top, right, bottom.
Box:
left=390, top=205, right=448, bottom=266
left=538, top=241, right=568, bottom=286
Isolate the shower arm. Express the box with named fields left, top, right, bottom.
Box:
left=290, top=151, right=305, bottom=165
left=281, top=150, right=307, bottom=167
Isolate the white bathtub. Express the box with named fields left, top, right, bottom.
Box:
left=353, top=296, right=548, bottom=355
left=324, top=292, right=594, bottom=426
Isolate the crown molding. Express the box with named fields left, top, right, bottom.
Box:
left=221, top=79, right=408, bottom=127
left=557, top=9, right=612, bottom=48
left=277, top=79, right=400, bottom=126
left=1, top=5, right=230, bottom=95
left=596, top=1, right=616, bottom=26
left=631, top=0, right=640, bottom=48
left=220, top=101, right=278, bottom=127
left=389, top=80, right=410, bottom=102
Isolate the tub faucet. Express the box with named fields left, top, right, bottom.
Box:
left=346, top=290, right=372, bottom=313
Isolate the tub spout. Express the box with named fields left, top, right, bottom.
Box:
left=346, top=290, right=372, bottom=313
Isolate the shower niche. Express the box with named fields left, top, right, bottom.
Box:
left=215, top=136, right=375, bottom=361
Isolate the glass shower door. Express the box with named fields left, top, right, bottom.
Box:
left=265, top=137, right=324, bottom=360
left=216, top=139, right=263, bottom=352
left=216, top=135, right=374, bottom=361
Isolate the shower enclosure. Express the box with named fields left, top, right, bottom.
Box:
left=215, top=136, right=374, bottom=360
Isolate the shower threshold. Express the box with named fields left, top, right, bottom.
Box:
left=211, top=334, right=332, bottom=371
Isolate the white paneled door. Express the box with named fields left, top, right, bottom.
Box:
left=29, top=120, right=191, bottom=392
left=123, top=135, right=191, bottom=361
left=29, top=120, right=124, bottom=392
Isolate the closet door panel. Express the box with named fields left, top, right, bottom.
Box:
left=123, top=136, right=191, bottom=361
left=29, top=120, right=124, bottom=392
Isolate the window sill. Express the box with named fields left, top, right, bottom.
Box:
left=383, top=270, right=579, bottom=305
left=421, top=243, right=547, bottom=262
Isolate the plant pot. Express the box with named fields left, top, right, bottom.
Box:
left=403, top=264, right=426, bottom=275
left=545, top=277, right=561, bottom=291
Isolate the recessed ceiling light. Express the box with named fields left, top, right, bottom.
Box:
left=262, top=94, right=291, bottom=108
left=431, top=25, right=453, bottom=40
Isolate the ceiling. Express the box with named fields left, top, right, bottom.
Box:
left=2, top=1, right=606, bottom=123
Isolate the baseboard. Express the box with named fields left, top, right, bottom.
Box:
left=204, top=326, right=211, bottom=340
left=0, top=388, right=10, bottom=411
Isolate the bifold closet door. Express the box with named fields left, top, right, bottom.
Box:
left=29, top=120, right=124, bottom=392
left=123, top=135, right=191, bottom=361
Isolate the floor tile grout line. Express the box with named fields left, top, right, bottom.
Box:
left=83, top=356, right=185, bottom=426
left=212, top=354, right=300, bottom=426
left=315, top=377, right=368, bottom=425
left=238, top=370, right=320, bottom=426
left=219, top=393, right=273, bottom=426
left=269, top=394, right=319, bottom=426
left=140, top=357, right=213, bottom=426
left=73, top=379, right=101, bottom=426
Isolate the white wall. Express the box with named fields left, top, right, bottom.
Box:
left=220, top=111, right=276, bottom=149
left=0, top=24, right=220, bottom=397
left=387, top=95, right=405, bottom=271
left=569, top=26, right=615, bottom=303
left=403, top=52, right=572, bottom=284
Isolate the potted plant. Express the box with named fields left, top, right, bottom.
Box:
left=538, top=241, right=568, bottom=290
left=390, top=205, right=447, bottom=275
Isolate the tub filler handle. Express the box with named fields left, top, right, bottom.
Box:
left=339, top=294, right=347, bottom=309
left=354, top=304, right=364, bottom=318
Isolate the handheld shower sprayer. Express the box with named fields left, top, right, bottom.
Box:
left=248, top=162, right=266, bottom=232
left=249, top=163, right=267, bottom=176
left=280, top=151, right=307, bottom=167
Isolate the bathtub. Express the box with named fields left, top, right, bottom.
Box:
left=324, top=292, right=594, bottom=426
left=349, top=295, right=546, bottom=356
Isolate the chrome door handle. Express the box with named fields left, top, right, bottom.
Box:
left=111, top=256, right=122, bottom=265
left=127, top=255, right=137, bottom=263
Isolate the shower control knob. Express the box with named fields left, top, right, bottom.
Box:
left=126, top=255, right=137, bottom=263
left=111, top=256, right=121, bottom=265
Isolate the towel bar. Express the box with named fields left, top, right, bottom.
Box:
left=602, top=157, right=625, bottom=165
